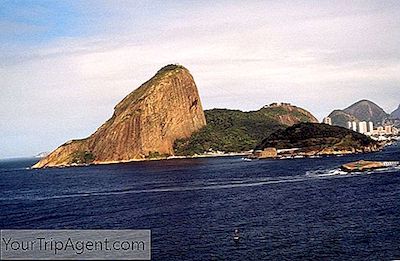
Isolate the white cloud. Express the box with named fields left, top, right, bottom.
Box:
left=1, top=0, right=400, bottom=157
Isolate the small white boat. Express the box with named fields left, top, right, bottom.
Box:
left=233, top=229, right=240, bottom=242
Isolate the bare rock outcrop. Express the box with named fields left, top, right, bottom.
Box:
left=33, top=65, right=206, bottom=168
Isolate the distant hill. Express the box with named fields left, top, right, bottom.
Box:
left=327, top=110, right=358, bottom=127
left=328, top=100, right=389, bottom=127
left=256, top=123, right=377, bottom=151
left=174, top=104, right=318, bottom=155
left=390, top=104, right=400, bottom=119
left=343, top=100, right=388, bottom=122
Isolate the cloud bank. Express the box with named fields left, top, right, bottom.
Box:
left=1, top=0, right=399, bottom=158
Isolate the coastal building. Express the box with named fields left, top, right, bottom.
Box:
left=323, top=117, right=332, bottom=125
left=352, top=121, right=357, bottom=132
left=358, top=121, right=368, bottom=134
left=267, top=102, right=291, bottom=107
left=368, top=121, right=374, bottom=133
left=347, top=121, right=352, bottom=129
left=254, top=148, right=277, bottom=158
left=359, top=122, right=398, bottom=140
left=384, top=125, right=392, bottom=134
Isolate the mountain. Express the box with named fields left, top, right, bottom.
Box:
left=390, top=104, right=400, bottom=119
left=328, top=99, right=388, bottom=127
left=256, top=123, right=378, bottom=153
left=174, top=103, right=318, bottom=155
left=343, top=100, right=388, bottom=122
left=327, top=110, right=358, bottom=127
left=33, top=65, right=206, bottom=168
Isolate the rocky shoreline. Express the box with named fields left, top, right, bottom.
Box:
left=32, top=144, right=388, bottom=169
left=251, top=143, right=385, bottom=159
left=32, top=152, right=250, bottom=169
left=340, top=160, right=399, bottom=172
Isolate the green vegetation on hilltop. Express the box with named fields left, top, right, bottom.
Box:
left=256, top=122, right=376, bottom=150
left=156, top=64, right=185, bottom=74
left=174, top=105, right=317, bottom=155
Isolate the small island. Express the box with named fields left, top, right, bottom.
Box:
left=341, top=160, right=399, bottom=172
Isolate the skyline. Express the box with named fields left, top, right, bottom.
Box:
left=1, top=0, right=400, bottom=158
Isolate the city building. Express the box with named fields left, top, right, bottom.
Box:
left=350, top=120, right=398, bottom=140
left=352, top=121, right=357, bottom=132
left=358, top=121, right=368, bottom=134
left=384, top=125, right=392, bottom=134
left=323, top=117, right=332, bottom=125
left=254, top=148, right=277, bottom=158
left=368, top=121, right=374, bottom=133
left=376, top=126, right=384, bottom=135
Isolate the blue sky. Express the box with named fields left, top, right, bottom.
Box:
left=1, top=1, right=83, bottom=44
left=1, top=0, right=400, bottom=158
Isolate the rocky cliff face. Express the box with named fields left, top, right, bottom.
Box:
left=33, top=65, right=206, bottom=168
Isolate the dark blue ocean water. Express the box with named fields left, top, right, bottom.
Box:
left=1, top=143, right=400, bottom=260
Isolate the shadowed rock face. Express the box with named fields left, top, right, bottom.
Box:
left=33, top=65, right=206, bottom=168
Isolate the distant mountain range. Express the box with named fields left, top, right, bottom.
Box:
left=390, top=104, right=400, bottom=119
left=327, top=99, right=399, bottom=127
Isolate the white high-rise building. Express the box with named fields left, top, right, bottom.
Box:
left=347, top=121, right=352, bottom=129
left=358, top=121, right=368, bottom=134
left=352, top=121, right=357, bottom=132
left=368, top=122, right=374, bottom=133
left=323, top=117, right=332, bottom=125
